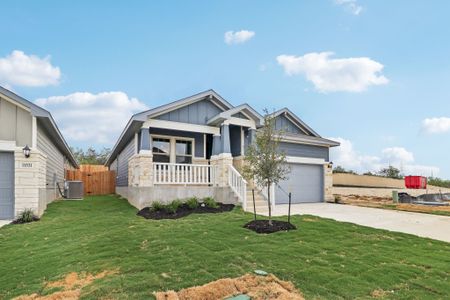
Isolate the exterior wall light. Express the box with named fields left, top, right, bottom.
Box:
left=328, top=161, right=333, bottom=169
left=23, top=145, right=31, bottom=158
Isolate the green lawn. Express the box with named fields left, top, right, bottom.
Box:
left=0, top=195, right=449, bottom=299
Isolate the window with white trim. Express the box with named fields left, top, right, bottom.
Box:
left=151, top=136, right=194, bottom=164
left=175, top=140, right=192, bottom=164
left=152, top=138, right=170, bottom=163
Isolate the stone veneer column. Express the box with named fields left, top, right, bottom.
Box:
left=324, top=163, right=333, bottom=202
left=128, top=153, right=153, bottom=187
left=14, top=148, right=46, bottom=217
left=210, top=153, right=233, bottom=187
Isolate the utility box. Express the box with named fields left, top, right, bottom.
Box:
left=405, top=176, right=427, bottom=189
left=65, top=181, right=84, bottom=199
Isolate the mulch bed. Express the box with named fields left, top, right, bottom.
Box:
left=10, top=216, right=40, bottom=225
left=137, top=203, right=235, bottom=220
left=243, top=220, right=296, bottom=234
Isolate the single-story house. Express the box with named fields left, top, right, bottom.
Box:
left=0, top=86, right=78, bottom=220
left=106, top=90, right=339, bottom=211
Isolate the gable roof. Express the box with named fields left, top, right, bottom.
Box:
left=0, top=86, right=78, bottom=168
left=134, top=89, right=233, bottom=121
left=106, top=90, right=340, bottom=166
left=105, top=89, right=232, bottom=165
left=271, top=108, right=321, bottom=137
left=207, top=103, right=264, bottom=127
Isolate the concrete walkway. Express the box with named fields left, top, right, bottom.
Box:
left=0, top=220, right=11, bottom=228
left=266, top=203, right=450, bottom=243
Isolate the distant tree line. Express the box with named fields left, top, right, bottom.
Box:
left=333, top=165, right=403, bottom=179
left=427, top=177, right=450, bottom=188
left=71, top=147, right=111, bottom=165
left=333, top=165, right=449, bottom=187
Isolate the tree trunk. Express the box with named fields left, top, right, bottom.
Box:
left=267, top=183, right=272, bottom=226
left=252, top=189, right=256, bottom=221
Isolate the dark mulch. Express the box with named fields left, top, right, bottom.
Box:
left=10, top=216, right=40, bottom=225
left=243, top=220, right=296, bottom=234
left=137, top=203, right=235, bottom=220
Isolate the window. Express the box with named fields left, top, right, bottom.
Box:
left=152, top=138, right=170, bottom=163
left=175, top=140, right=192, bottom=164
left=151, top=137, right=194, bottom=164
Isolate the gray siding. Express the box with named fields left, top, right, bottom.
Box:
left=116, top=136, right=136, bottom=187
left=37, top=124, right=65, bottom=186
left=229, top=125, right=242, bottom=157
left=156, top=99, right=222, bottom=125
left=232, top=112, right=249, bottom=119
left=275, top=115, right=303, bottom=135
left=0, top=97, right=32, bottom=146
left=149, top=128, right=204, bottom=158
left=110, top=158, right=118, bottom=173
left=278, top=142, right=329, bottom=161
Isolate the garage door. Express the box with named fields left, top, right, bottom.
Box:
left=0, top=152, right=14, bottom=219
left=276, top=163, right=323, bottom=204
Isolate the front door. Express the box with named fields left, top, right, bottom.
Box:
left=0, top=152, right=14, bottom=219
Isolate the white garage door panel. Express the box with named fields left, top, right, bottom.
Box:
left=276, top=163, right=323, bottom=204
left=0, top=152, right=15, bottom=219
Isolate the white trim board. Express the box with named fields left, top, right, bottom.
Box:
left=0, top=140, right=16, bottom=151
left=143, top=119, right=220, bottom=135
left=285, top=156, right=326, bottom=165
left=223, top=117, right=256, bottom=129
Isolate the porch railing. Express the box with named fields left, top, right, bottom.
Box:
left=153, top=163, right=216, bottom=185
left=228, top=165, right=247, bottom=210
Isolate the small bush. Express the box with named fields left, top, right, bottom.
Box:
left=17, top=209, right=36, bottom=223
left=150, top=201, right=164, bottom=212
left=166, top=199, right=183, bottom=214
left=186, top=197, right=199, bottom=209
left=203, top=197, right=218, bottom=208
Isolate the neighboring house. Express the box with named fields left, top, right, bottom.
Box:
left=106, top=90, right=339, bottom=211
left=0, top=86, right=78, bottom=220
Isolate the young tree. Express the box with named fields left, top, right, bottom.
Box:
left=242, top=110, right=290, bottom=225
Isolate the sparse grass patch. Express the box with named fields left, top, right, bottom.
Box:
left=0, top=195, right=449, bottom=299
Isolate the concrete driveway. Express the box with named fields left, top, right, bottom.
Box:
left=266, top=203, right=450, bottom=243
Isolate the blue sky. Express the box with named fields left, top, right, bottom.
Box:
left=1, top=1, right=449, bottom=178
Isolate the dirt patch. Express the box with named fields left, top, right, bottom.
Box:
left=154, top=273, right=304, bottom=300
left=370, top=288, right=394, bottom=298
left=137, top=203, right=235, bottom=220
left=13, top=270, right=117, bottom=300
left=243, top=220, right=296, bottom=234
left=335, top=194, right=450, bottom=215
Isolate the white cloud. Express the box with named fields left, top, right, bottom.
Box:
left=35, top=91, right=148, bottom=145
left=224, top=30, right=255, bottom=45
left=381, top=147, right=414, bottom=164
left=329, top=137, right=439, bottom=176
left=0, top=50, right=61, bottom=87
left=277, top=52, right=388, bottom=93
left=335, top=0, right=363, bottom=15
left=421, top=117, right=450, bottom=134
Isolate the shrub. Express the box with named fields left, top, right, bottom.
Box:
left=166, top=199, right=183, bottom=214
left=186, top=197, right=199, bottom=209
left=203, top=197, right=218, bottom=208
left=150, top=201, right=164, bottom=212
left=16, top=209, right=36, bottom=223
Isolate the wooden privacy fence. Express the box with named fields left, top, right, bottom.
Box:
left=66, top=165, right=116, bottom=196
